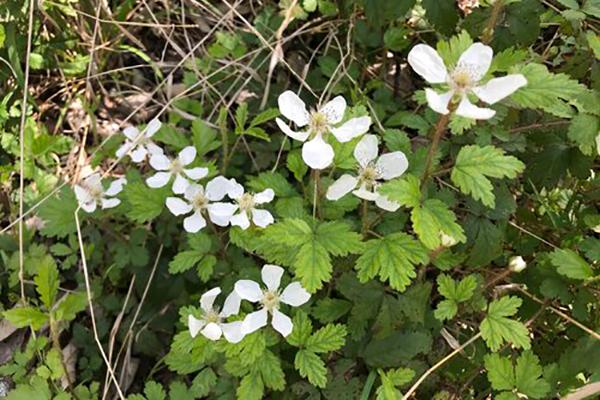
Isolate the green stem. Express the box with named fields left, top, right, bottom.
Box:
left=482, top=0, right=504, bottom=44
left=420, top=111, right=452, bottom=185
left=312, top=170, right=320, bottom=219
left=361, top=200, right=369, bottom=236
left=360, top=370, right=377, bottom=400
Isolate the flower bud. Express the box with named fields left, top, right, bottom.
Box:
left=440, top=232, right=458, bottom=248
left=508, top=256, right=526, bottom=273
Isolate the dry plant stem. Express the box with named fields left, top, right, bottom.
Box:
left=74, top=208, right=125, bottom=399
left=402, top=332, right=482, bottom=399
left=421, top=112, right=452, bottom=185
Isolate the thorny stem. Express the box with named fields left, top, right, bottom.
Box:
left=482, top=0, right=505, bottom=44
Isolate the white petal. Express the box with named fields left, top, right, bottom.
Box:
left=271, top=309, right=293, bottom=337
left=221, top=321, right=245, bottom=343
left=146, top=142, right=164, bottom=156
left=166, top=197, right=193, bottom=216
left=149, top=154, right=171, bottom=171
left=241, top=308, right=268, bottom=335
left=145, top=119, right=162, bottom=137
left=407, top=44, right=448, bottom=84
left=74, top=185, right=92, bottom=205
left=105, top=177, right=127, bottom=196
left=84, top=173, right=102, bottom=191
left=207, top=202, right=238, bottom=226
left=178, top=146, right=197, bottom=166
left=425, top=88, right=454, bottom=115
left=254, top=188, right=274, bottom=204
left=276, top=118, right=310, bottom=142
left=456, top=43, right=493, bottom=82
left=472, top=74, right=527, bottom=105
left=129, top=146, right=147, bottom=163
left=374, top=194, right=400, bottom=212
left=252, top=209, right=274, bottom=228
left=261, top=264, right=284, bottom=291
left=81, top=200, right=97, bottom=213
left=101, top=198, right=120, bottom=209
left=278, top=90, right=310, bottom=127
left=302, top=135, right=334, bottom=170
left=230, top=212, right=251, bottom=230
left=353, top=185, right=379, bottom=201
left=184, top=184, right=203, bottom=202
left=146, top=172, right=171, bottom=188
left=455, top=96, right=496, bottom=120
left=183, top=212, right=206, bottom=233
left=227, top=179, right=245, bottom=200
left=123, top=126, right=139, bottom=141
left=220, top=291, right=241, bottom=318
left=320, top=96, right=346, bottom=124
left=234, top=279, right=263, bottom=302
left=201, top=322, right=222, bottom=341
left=184, top=167, right=209, bottom=180
left=354, top=134, right=379, bottom=167
left=116, top=142, right=133, bottom=158
left=200, top=287, right=221, bottom=312
left=280, top=282, right=311, bottom=306
left=376, top=151, right=409, bottom=180
left=188, top=315, right=206, bottom=338
left=326, top=174, right=358, bottom=201
left=205, top=176, right=232, bottom=201
left=329, top=116, right=371, bottom=143
left=172, top=174, right=190, bottom=195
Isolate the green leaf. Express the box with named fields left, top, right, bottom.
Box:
left=315, top=221, right=364, bottom=256
left=436, top=31, right=473, bottom=68
left=451, top=145, right=525, bottom=208
left=3, top=307, right=48, bottom=330
left=480, top=296, right=530, bottom=351
left=433, top=299, right=458, bottom=321
left=514, top=351, right=550, bottom=399
left=287, top=310, right=313, bottom=347
left=287, top=150, right=308, bottom=182
left=34, top=257, right=59, bottom=308
left=234, top=102, right=248, bottom=130
left=246, top=172, right=297, bottom=197
left=306, top=324, right=347, bottom=353
left=190, top=368, right=217, bottom=397
left=53, top=292, right=87, bottom=322
left=549, top=248, right=594, bottom=280
left=312, top=298, right=352, bottom=323
left=355, top=233, right=428, bottom=292
left=411, top=199, right=466, bottom=249
left=144, top=381, right=166, bottom=400
left=568, top=113, right=599, bottom=156
left=237, top=371, right=264, bottom=400
left=484, top=353, right=515, bottom=391
left=437, top=274, right=477, bottom=302
left=378, top=174, right=421, bottom=208
left=250, top=108, right=279, bottom=126
left=169, top=251, right=205, bottom=274
left=295, top=349, right=327, bottom=388
left=422, top=0, right=459, bottom=35
left=38, top=186, right=80, bottom=238
left=258, top=350, right=286, bottom=390
left=295, top=241, right=332, bottom=293
left=123, top=182, right=168, bottom=223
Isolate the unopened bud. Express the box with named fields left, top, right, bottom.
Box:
left=508, top=256, right=527, bottom=273
left=440, top=232, right=457, bottom=247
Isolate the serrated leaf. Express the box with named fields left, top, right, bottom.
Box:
left=191, top=368, right=216, bottom=397
left=246, top=172, right=297, bottom=197
left=287, top=310, right=313, bottom=347
left=287, top=150, right=308, bottom=182
left=433, top=299, right=458, bottom=321
left=480, top=296, right=530, bottom=351
left=53, top=292, right=87, bottom=322
left=306, top=324, right=347, bottom=353
left=411, top=199, right=466, bottom=249
left=568, top=113, right=599, bottom=155
left=38, top=186, right=80, bottom=238
left=34, top=258, right=59, bottom=308
left=315, top=221, right=364, bottom=256
left=378, top=174, right=421, bottom=208
left=451, top=145, right=525, bottom=208
left=237, top=371, right=264, bottom=400
left=144, top=381, right=166, bottom=400
left=295, top=349, right=327, bottom=388
left=258, top=350, right=286, bottom=390
left=484, top=353, right=515, bottom=391
left=250, top=108, right=279, bottom=126
left=355, top=233, right=428, bottom=292
left=312, top=298, right=352, bottom=323
left=123, top=182, right=168, bottom=223
left=514, top=351, right=550, bottom=398
left=549, top=248, right=594, bottom=280
left=169, top=251, right=205, bottom=274
left=295, top=241, right=331, bottom=292
left=3, top=307, right=48, bottom=330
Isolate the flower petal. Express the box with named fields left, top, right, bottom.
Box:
left=221, top=291, right=241, bottom=318
left=183, top=183, right=203, bottom=202
left=123, top=126, right=139, bottom=141
left=326, top=174, right=358, bottom=201
left=101, top=198, right=120, bottom=209
left=276, top=118, right=310, bottom=142
left=105, top=177, right=127, bottom=196
left=252, top=209, right=274, bottom=228
left=178, top=146, right=197, bottom=166
left=183, top=211, right=206, bottom=233
left=184, top=167, right=209, bottom=180
left=374, top=194, right=400, bottom=212
left=353, top=184, right=379, bottom=201
left=200, top=287, right=221, bottom=312
left=455, top=96, right=496, bottom=120
left=320, top=96, right=346, bottom=124
left=376, top=151, right=409, bottom=180
left=354, top=134, right=379, bottom=167
left=407, top=44, right=448, bottom=84
left=146, top=142, right=164, bottom=156
left=84, top=173, right=102, bottom=190
left=278, top=90, right=310, bottom=127
left=241, top=308, right=268, bottom=335
left=146, top=172, right=171, bottom=188
left=230, top=212, right=251, bottom=230
left=207, top=202, right=237, bottom=226
left=254, top=188, right=274, bottom=204
left=302, top=136, right=334, bottom=170
left=149, top=154, right=171, bottom=171
left=80, top=200, right=97, bottom=213
left=456, top=42, right=493, bottom=82
left=227, top=179, right=245, bottom=200
left=206, top=176, right=233, bottom=201
left=129, top=146, right=147, bottom=163
left=425, top=89, right=454, bottom=115
left=271, top=309, right=293, bottom=337
left=188, top=315, right=206, bottom=338
left=330, top=116, right=371, bottom=143
left=234, top=279, right=263, bottom=302
left=472, top=74, right=527, bottom=104
left=74, top=185, right=92, bottom=205
left=166, top=197, right=193, bottom=216
left=172, top=174, right=190, bottom=195
left=116, top=142, right=133, bottom=159
left=280, top=282, right=311, bottom=306
left=145, top=119, right=162, bottom=137
left=261, top=264, right=284, bottom=291
left=201, top=322, right=222, bottom=341
left=221, top=321, right=245, bottom=343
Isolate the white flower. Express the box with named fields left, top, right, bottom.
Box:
left=115, top=119, right=164, bottom=163
left=234, top=265, right=310, bottom=337
left=325, top=134, right=408, bottom=211
left=226, top=179, right=275, bottom=230
left=146, top=146, right=208, bottom=194
left=407, top=42, right=527, bottom=120
left=508, top=256, right=527, bottom=273
left=275, top=91, right=372, bottom=169
left=74, top=173, right=126, bottom=213
left=166, top=176, right=237, bottom=233
left=188, top=287, right=244, bottom=343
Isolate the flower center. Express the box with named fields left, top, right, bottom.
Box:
left=192, top=192, right=209, bottom=211
left=450, top=64, right=479, bottom=91
left=84, top=183, right=103, bottom=200
left=238, top=193, right=255, bottom=212
left=204, top=309, right=221, bottom=324
left=169, top=159, right=183, bottom=174
left=358, top=164, right=381, bottom=188
left=261, top=290, right=280, bottom=311
left=309, top=111, right=329, bottom=137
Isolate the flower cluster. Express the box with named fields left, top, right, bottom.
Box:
left=190, top=264, right=310, bottom=342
